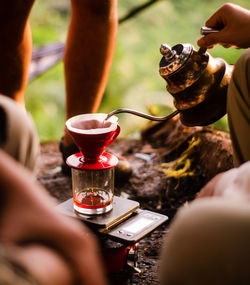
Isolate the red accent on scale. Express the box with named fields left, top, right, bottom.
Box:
left=102, top=246, right=129, bottom=273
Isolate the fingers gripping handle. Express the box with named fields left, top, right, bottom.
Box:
left=198, top=26, right=219, bottom=55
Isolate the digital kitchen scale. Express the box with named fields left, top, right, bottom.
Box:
left=57, top=196, right=168, bottom=244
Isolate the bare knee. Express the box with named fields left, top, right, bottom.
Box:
left=160, top=198, right=250, bottom=285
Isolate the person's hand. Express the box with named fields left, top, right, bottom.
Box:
left=0, top=150, right=107, bottom=285
left=196, top=161, right=250, bottom=202
left=197, top=3, right=250, bottom=49
left=9, top=244, right=74, bottom=285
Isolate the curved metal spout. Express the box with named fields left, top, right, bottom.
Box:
left=106, top=108, right=180, bottom=122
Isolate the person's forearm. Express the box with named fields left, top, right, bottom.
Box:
left=64, top=0, right=118, bottom=119
left=0, top=149, right=55, bottom=210
left=0, top=149, right=107, bottom=285
left=196, top=161, right=250, bottom=201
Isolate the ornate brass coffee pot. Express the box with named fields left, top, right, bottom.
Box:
left=159, top=39, right=233, bottom=126
left=107, top=28, right=234, bottom=127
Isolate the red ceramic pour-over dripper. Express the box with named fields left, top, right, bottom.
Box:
left=66, top=114, right=120, bottom=215
left=66, top=113, right=120, bottom=165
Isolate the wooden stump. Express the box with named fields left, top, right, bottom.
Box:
left=140, top=116, right=233, bottom=214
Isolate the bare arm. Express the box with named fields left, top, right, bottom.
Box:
left=0, top=149, right=107, bottom=285
left=196, top=161, right=250, bottom=202
left=197, top=3, right=250, bottom=49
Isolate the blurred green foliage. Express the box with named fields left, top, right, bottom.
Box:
left=26, top=0, right=250, bottom=141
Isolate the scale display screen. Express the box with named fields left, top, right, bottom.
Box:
left=122, top=217, right=154, bottom=233
left=108, top=209, right=169, bottom=243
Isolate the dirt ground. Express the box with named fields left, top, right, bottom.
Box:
left=37, top=118, right=233, bottom=284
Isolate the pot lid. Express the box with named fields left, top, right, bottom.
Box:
left=159, top=43, right=192, bottom=76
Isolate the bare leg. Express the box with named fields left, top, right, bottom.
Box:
left=63, top=0, right=118, bottom=146
left=0, top=1, right=34, bottom=106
